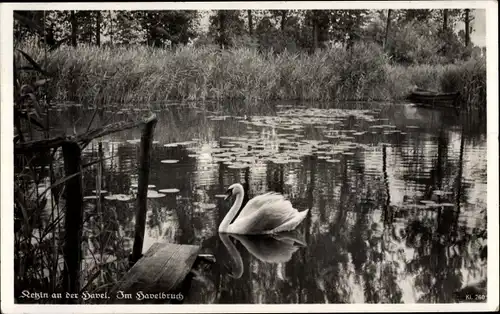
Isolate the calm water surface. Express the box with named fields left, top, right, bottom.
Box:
left=49, top=101, right=488, bottom=303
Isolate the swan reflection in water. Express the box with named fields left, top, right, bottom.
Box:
left=219, top=231, right=307, bottom=279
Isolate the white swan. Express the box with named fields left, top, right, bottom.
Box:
left=218, top=183, right=309, bottom=234
left=219, top=232, right=306, bottom=279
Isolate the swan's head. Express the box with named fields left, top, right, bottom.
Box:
left=224, top=183, right=244, bottom=200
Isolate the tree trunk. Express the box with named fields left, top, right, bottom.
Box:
left=464, top=9, right=470, bottom=47
left=280, top=10, right=287, bottom=32
left=96, top=11, right=101, bottom=46
left=219, top=11, right=227, bottom=49
left=312, top=16, right=318, bottom=51
left=443, top=9, right=448, bottom=32
left=109, top=11, right=113, bottom=46
left=384, top=9, right=392, bottom=49
left=70, top=11, right=77, bottom=47
left=151, top=27, right=162, bottom=47
left=247, top=10, right=253, bottom=36
left=45, top=25, right=56, bottom=47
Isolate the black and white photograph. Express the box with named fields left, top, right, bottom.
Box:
left=1, top=1, right=498, bottom=313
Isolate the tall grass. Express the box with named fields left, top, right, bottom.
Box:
left=440, top=58, right=487, bottom=112
left=17, top=41, right=486, bottom=111
left=17, top=42, right=390, bottom=105
left=386, top=57, right=486, bottom=112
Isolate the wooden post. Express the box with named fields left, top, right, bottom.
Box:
left=131, top=115, right=158, bottom=264
left=61, top=140, right=83, bottom=303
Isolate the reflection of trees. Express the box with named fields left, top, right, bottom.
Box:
left=398, top=126, right=487, bottom=303
left=69, top=106, right=487, bottom=304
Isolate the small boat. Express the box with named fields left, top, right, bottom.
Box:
left=407, top=88, right=460, bottom=110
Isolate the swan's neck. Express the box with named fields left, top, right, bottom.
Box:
left=219, top=191, right=244, bottom=232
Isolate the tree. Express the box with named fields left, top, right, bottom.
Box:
left=123, top=10, right=199, bottom=47
left=464, top=9, right=470, bottom=47
left=70, top=11, right=77, bottom=47
left=330, top=10, right=370, bottom=47
left=304, top=10, right=331, bottom=50
left=208, top=10, right=245, bottom=49
left=255, top=10, right=304, bottom=52
left=443, top=9, right=448, bottom=32
left=268, top=10, right=290, bottom=32
left=247, top=10, right=253, bottom=35
left=96, top=11, right=101, bottom=46
left=384, top=9, right=392, bottom=49
left=255, top=15, right=278, bottom=50
left=400, top=9, right=433, bottom=22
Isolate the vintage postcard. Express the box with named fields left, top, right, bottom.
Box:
left=1, top=1, right=498, bottom=313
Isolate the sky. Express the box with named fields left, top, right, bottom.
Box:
left=466, top=9, right=486, bottom=47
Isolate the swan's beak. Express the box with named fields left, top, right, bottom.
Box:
left=224, top=188, right=233, bottom=200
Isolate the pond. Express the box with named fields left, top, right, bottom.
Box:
left=34, top=101, right=489, bottom=304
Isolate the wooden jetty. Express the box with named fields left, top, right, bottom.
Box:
left=407, top=89, right=460, bottom=110
left=107, top=242, right=202, bottom=304
left=105, top=114, right=214, bottom=304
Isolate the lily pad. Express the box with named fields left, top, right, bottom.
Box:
left=433, top=190, right=453, bottom=196
left=227, top=163, right=250, bottom=169
left=92, top=190, right=108, bottom=194
left=147, top=191, right=166, bottom=199
left=161, top=159, right=179, bottom=164
left=439, top=203, right=455, bottom=207
left=105, top=194, right=133, bottom=201
left=158, top=188, right=180, bottom=193
left=271, top=159, right=290, bottom=164
left=84, top=195, right=99, bottom=200
left=326, top=159, right=341, bottom=163
left=420, top=200, right=436, bottom=205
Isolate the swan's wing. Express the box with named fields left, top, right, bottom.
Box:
left=237, top=192, right=286, bottom=218
left=232, top=197, right=298, bottom=234
left=270, top=208, right=309, bottom=233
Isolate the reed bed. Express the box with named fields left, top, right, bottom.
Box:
left=17, top=41, right=486, bottom=111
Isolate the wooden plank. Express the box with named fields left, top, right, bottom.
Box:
left=108, top=242, right=201, bottom=304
